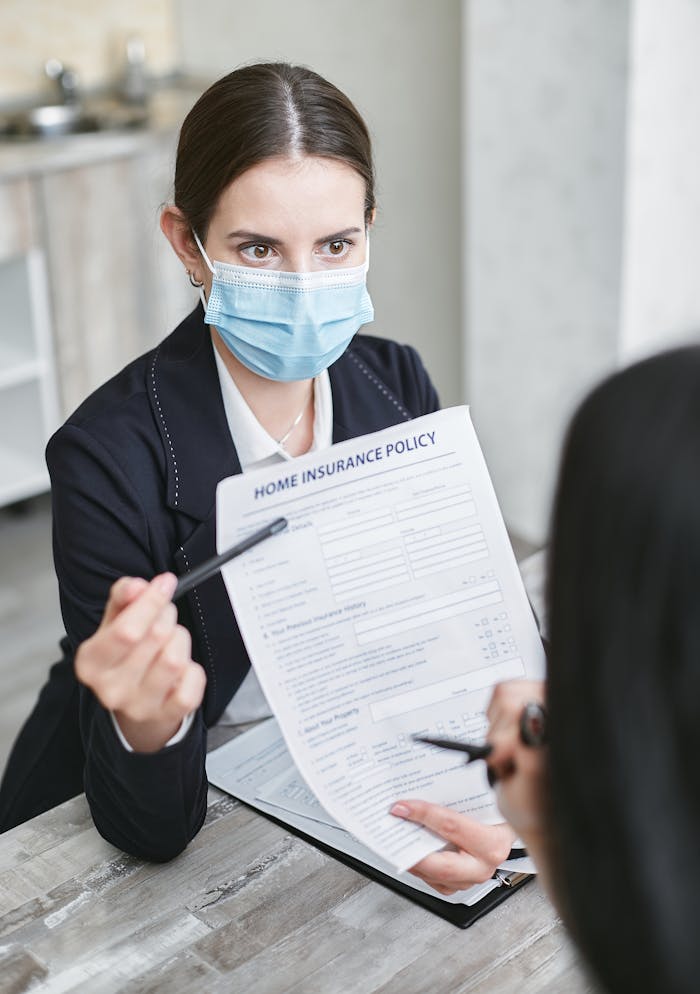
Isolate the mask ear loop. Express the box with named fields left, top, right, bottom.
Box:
left=192, top=231, right=214, bottom=309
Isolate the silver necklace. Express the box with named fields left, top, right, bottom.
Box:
left=276, top=388, right=313, bottom=447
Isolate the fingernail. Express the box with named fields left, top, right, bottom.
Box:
left=390, top=803, right=411, bottom=818
left=153, top=573, right=177, bottom=597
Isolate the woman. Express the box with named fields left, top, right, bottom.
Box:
left=0, top=63, right=512, bottom=881
left=395, top=345, right=700, bottom=993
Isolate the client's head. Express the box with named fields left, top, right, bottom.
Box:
left=546, top=344, right=700, bottom=994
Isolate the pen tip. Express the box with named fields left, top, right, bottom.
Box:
left=271, top=518, right=288, bottom=533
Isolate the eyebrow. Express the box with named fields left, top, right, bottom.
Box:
left=226, top=230, right=283, bottom=246
left=314, top=227, right=363, bottom=244
left=225, top=227, right=363, bottom=245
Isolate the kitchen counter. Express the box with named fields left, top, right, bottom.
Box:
left=0, top=81, right=205, bottom=180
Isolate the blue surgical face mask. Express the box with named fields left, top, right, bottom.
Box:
left=193, top=233, right=374, bottom=382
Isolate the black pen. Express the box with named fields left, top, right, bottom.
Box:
left=412, top=735, right=493, bottom=762
left=413, top=703, right=547, bottom=764
left=412, top=734, right=528, bottom=860
left=173, top=516, right=288, bottom=600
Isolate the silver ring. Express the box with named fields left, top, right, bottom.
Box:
left=519, top=701, right=548, bottom=747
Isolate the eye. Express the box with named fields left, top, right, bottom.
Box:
left=319, top=238, right=352, bottom=259
left=240, top=244, right=273, bottom=262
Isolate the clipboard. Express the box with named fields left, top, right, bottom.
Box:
left=229, top=794, right=532, bottom=928
left=206, top=720, right=534, bottom=929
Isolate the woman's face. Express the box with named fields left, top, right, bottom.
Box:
left=197, top=155, right=369, bottom=295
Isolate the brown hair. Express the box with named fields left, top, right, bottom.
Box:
left=174, top=62, right=376, bottom=239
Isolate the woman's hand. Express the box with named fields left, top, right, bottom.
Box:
left=389, top=801, right=515, bottom=894
left=389, top=678, right=549, bottom=896
left=484, top=679, right=554, bottom=895
left=486, top=679, right=548, bottom=848
left=75, top=574, right=206, bottom=753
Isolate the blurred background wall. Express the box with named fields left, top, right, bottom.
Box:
left=466, top=0, right=700, bottom=542
left=464, top=0, right=629, bottom=543
left=619, top=0, right=700, bottom=361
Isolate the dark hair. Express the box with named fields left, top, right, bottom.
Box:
left=174, top=62, right=376, bottom=238
left=546, top=345, right=700, bottom=993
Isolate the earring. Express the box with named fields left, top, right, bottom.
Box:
left=187, top=270, right=204, bottom=288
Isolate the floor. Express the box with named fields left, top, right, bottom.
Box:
left=0, top=493, right=542, bottom=773
left=0, top=494, right=63, bottom=768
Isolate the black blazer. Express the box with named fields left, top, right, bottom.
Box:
left=0, top=306, right=440, bottom=859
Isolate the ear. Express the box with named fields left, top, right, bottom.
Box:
left=367, top=207, right=377, bottom=230
left=160, top=206, right=205, bottom=282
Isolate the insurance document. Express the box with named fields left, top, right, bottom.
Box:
left=216, top=406, right=545, bottom=872
left=206, top=718, right=531, bottom=909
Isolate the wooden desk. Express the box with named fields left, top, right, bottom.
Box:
left=0, top=782, right=599, bottom=994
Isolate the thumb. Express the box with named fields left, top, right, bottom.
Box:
left=100, top=576, right=149, bottom=627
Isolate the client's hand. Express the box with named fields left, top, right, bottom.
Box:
left=389, top=801, right=515, bottom=895
left=486, top=679, right=548, bottom=848
left=75, top=574, right=206, bottom=753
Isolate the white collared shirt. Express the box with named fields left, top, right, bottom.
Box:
left=212, top=342, right=333, bottom=725
left=112, top=340, right=334, bottom=750
left=212, top=341, right=333, bottom=468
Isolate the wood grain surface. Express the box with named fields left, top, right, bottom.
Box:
left=0, top=785, right=600, bottom=994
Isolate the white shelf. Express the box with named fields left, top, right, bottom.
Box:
left=0, top=444, right=49, bottom=505
left=0, top=251, right=59, bottom=507
left=0, top=255, right=39, bottom=361
left=0, top=352, right=44, bottom=390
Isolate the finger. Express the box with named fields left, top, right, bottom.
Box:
left=107, top=610, right=186, bottom=718
left=406, top=870, right=464, bottom=896
left=487, top=679, right=545, bottom=724
left=76, top=585, right=171, bottom=688
left=427, top=882, right=460, bottom=896
left=492, top=739, right=546, bottom=784
left=87, top=602, right=180, bottom=708
left=100, top=576, right=149, bottom=627
left=409, top=848, right=496, bottom=887
left=488, top=714, right=547, bottom=778
left=106, top=573, right=178, bottom=652
left=486, top=681, right=546, bottom=772
left=485, top=725, right=520, bottom=773
left=390, top=800, right=514, bottom=864
left=407, top=865, right=461, bottom=895
left=162, top=659, right=207, bottom=722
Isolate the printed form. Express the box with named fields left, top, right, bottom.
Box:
left=216, top=406, right=545, bottom=872
left=205, top=717, right=530, bottom=908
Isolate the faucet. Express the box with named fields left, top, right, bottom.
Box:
left=121, top=37, right=149, bottom=105
left=44, top=59, right=80, bottom=104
